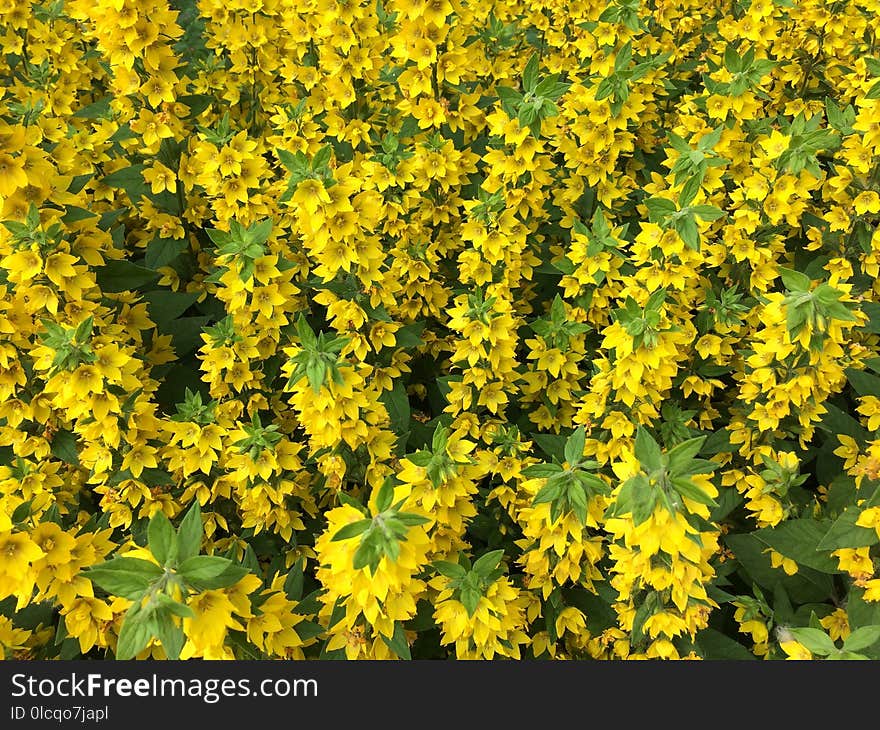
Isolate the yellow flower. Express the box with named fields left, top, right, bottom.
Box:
left=0, top=616, right=31, bottom=655
left=0, top=532, right=44, bottom=581
left=61, top=597, right=114, bottom=654
left=182, top=590, right=243, bottom=658
left=819, top=609, right=850, bottom=642
left=0, top=153, right=27, bottom=195
left=142, top=161, right=177, bottom=194
left=779, top=640, right=812, bottom=660
left=121, top=444, right=159, bottom=478
left=2, top=249, right=43, bottom=282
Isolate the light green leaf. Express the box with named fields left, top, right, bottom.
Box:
left=147, top=511, right=177, bottom=566
left=787, top=627, right=836, bottom=655
left=843, top=625, right=880, bottom=652
left=176, top=501, right=203, bottom=563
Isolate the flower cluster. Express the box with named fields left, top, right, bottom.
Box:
left=2, top=0, right=880, bottom=661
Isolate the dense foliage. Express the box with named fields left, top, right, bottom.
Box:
left=2, top=0, right=880, bottom=661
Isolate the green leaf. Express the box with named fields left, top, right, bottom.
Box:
left=472, top=549, right=504, bottom=578
left=115, top=604, right=155, bottom=660
left=535, top=78, right=569, bottom=101
left=696, top=627, right=756, bottom=660
left=331, top=519, right=373, bottom=542
left=846, top=368, right=880, bottom=398
left=779, top=267, right=811, bottom=292
left=178, top=557, right=248, bottom=590
left=295, top=315, right=318, bottom=348
left=786, top=627, right=836, bottom=655
left=352, top=531, right=383, bottom=573
left=816, top=507, right=879, bottom=551
left=645, top=196, right=677, bottom=221
left=85, top=557, right=162, bottom=599
left=147, top=511, right=177, bottom=566
left=460, top=583, right=481, bottom=616
left=679, top=175, right=701, bottom=207
left=407, top=450, right=432, bottom=467
left=154, top=593, right=194, bottom=619
left=380, top=622, right=412, bottom=660
left=179, top=94, right=213, bottom=118
left=50, top=430, right=79, bottom=465
left=630, top=474, right=657, bottom=525
left=176, top=501, right=203, bottom=562
left=522, top=53, right=540, bottom=93
left=395, top=512, right=430, bottom=527
left=376, top=479, right=394, bottom=513
left=102, top=164, right=148, bottom=203
left=564, top=426, right=586, bottom=465
left=248, top=219, right=273, bottom=244
left=532, top=478, right=565, bottom=506
left=724, top=533, right=833, bottom=604
left=95, top=261, right=161, bottom=293
left=178, top=555, right=233, bottom=582
left=666, top=435, right=707, bottom=470
left=311, top=145, right=333, bottom=170
left=434, top=560, right=467, bottom=580
left=691, top=205, right=724, bottom=221
left=154, top=610, right=185, bottom=660
left=496, top=86, right=523, bottom=116
left=522, top=463, right=563, bottom=478
left=73, top=316, right=93, bottom=343
left=395, top=321, right=425, bottom=347
left=532, top=433, right=567, bottom=461
left=283, top=558, right=305, bottom=601
left=145, top=237, right=187, bottom=269
left=674, top=213, right=699, bottom=250
left=848, top=587, right=880, bottom=631
left=842, top=626, right=880, bottom=652
left=819, top=403, right=868, bottom=443
left=277, top=148, right=308, bottom=173
left=73, top=97, right=112, bottom=119
left=142, top=290, right=199, bottom=328
left=11, top=500, right=32, bottom=523
left=162, top=316, right=210, bottom=358
left=62, top=205, right=97, bottom=224
left=380, top=382, right=410, bottom=435
left=670, top=477, right=718, bottom=507
left=634, top=426, right=662, bottom=471
left=755, top=519, right=841, bottom=573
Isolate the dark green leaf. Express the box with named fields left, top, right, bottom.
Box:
left=95, top=261, right=161, bottom=293
left=145, top=237, right=187, bottom=269
left=142, top=290, right=200, bottom=328
left=755, top=519, right=840, bottom=573
left=102, top=164, right=148, bottom=203
left=816, top=508, right=879, bottom=551
left=380, top=382, right=410, bottom=435
left=50, top=430, right=79, bottom=465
